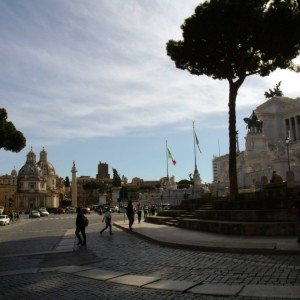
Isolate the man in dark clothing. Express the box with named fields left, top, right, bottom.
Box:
left=75, top=207, right=87, bottom=246
left=126, top=200, right=134, bottom=230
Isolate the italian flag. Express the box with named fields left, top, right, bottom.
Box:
left=167, top=148, right=176, bottom=165
left=194, top=132, right=202, bottom=153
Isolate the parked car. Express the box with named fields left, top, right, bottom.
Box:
left=110, top=206, right=119, bottom=213
left=29, top=210, right=41, bottom=218
left=55, top=207, right=65, bottom=214
left=81, top=207, right=91, bottom=214
left=95, top=206, right=103, bottom=214
left=47, top=207, right=57, bottom=214
left=0, top=215, right=10, bottom=226
left=65, top=207, right=76, bottom=214
left=119, top=207, right=126, bottom=213
left=38, top=208, right=49, bottom=217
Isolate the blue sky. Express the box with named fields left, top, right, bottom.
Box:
left=0, top=0, right=299, bottom=183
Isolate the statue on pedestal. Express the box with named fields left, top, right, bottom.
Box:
left=244, top=111, right=263, bottom=134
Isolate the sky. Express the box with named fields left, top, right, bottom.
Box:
left=0, top=0, right=299, bottom=183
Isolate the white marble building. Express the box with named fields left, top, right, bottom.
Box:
left=212, top=96, right=300, bottom=196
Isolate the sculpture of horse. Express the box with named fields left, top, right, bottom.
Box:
left=243, top=117, right=263, bottom=134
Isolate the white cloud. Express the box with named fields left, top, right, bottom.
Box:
left=0, top=0, right=299, bottom=148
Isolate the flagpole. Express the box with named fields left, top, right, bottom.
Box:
left=193, top=121, right=197, bottom=170
left=166, top=140, right=169, bottom=179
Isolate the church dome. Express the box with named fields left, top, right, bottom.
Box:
left=18, top=162, right=43, bottom=178
left=18, top=148, right=44, bottom=179
left=11, top=168, right=17, bottom=176
left=38, top=160, right=56, bottom=176
left=37, top=148, right=56, bottom=176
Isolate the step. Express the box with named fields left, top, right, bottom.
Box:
left=178, top=218, right=296, bottom=236
left=157, top=210, right=187, bottom=217
left=194, top=209, right=297, bottom=222
left=164, top=221, right=179, bottom=227
left=180, top=214, right=197, bottom=219
left=145, top=216, right=171, bottom=225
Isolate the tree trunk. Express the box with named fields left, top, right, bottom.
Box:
left=228, top=79, right=244, bottom=198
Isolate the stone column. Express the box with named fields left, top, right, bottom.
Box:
left=295, top=116, right=299, bottom=140
left=71, top=161, right=78, bottom=207
left=289, top=118, right=294, bottom=140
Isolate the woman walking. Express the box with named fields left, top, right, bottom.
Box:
left=100, top=207, right=112, bottom=235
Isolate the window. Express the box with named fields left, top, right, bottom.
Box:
left=29, top=182, right=36, bottom=189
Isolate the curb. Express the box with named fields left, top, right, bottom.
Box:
left=113, top=223, right=300, bottom=255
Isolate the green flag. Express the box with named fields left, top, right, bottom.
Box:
left=194, top=132, right=202, bottom=153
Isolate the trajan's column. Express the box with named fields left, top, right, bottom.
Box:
left=71, top=161, right=78, bottom=207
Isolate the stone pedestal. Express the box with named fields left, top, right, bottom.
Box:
left=99, top=194, right=107, bottom=205
left=245, top=133, right=269, bottom=156
left=111, top=187, right=121, bottom=203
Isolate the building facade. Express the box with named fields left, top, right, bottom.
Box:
left=15, top=148, right=60, bottom=210
left=212, top=96, right=300, bottom=196
left=0, top=171, right=17, bottom=210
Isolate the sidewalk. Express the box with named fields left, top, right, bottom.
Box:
left=114, top=220, right=300, bottom=254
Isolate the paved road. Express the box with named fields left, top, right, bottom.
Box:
left=0, top=214, right=76, bottom=256
left=0, top=212, right=300, bottom=299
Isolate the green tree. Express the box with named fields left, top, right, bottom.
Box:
left=64, top=176, right=70, bottom=187
left=167, top=0, right=299, bottom=197
left=112, top=168, right=121, bottom=187
left=0, top=108, right=26, bottom=152
left=83, top=181, right=108, bottom=205
left=97, top=181, right=108, bottom=194
left=177, top=179, right=192, bottom=189
left=264, top=81, right=284, bottom=99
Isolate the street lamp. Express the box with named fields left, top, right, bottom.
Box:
left=285, top=137, right=291, bottom=171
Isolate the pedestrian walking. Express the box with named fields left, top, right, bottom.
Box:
left=143, top=205, right=148, bottom=220
left=75, top=207, right=88, bottom=246
left=100, top=207, right=112, bottom=235
left=126, top=200, right=134, bottom=230
left=136, top=202, right=142, bottom=224
left=150, top=205, right=155, bottom=216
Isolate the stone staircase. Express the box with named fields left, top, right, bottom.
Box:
left=163, top=211, right=198, bottom=227
left=145, top=208, right=297, bottom=236
left=145, top=191, right=299, bottom=236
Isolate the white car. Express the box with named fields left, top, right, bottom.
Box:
left=29, top=210, right=41, bottom=218
left=38, top=208, right=49, bottom=217
left=0, top=215, right=10, bottom=226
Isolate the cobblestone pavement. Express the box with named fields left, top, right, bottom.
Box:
left=2, top=271, right=299, bottom=300
left=81, top=225, right=300, bottom=286
left=0, top=216, right=300, bottom=299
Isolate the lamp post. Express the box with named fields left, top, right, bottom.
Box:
left=285, top=137, right=291, bottom=171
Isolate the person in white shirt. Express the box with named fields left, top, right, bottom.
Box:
left=100, top=207, right=112, bottom=235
